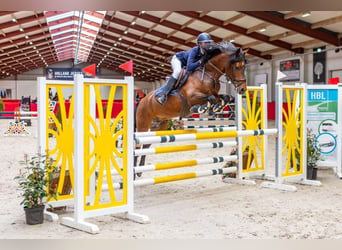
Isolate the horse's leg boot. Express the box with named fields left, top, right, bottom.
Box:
left=156, top=76, right=177, bottom=105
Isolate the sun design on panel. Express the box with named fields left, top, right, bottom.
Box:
left=47, top=86, right=74, bottom=200
left=282, top=88, right=303, bottom=176
left=85, top=85, right=125, bottom=210
left=241, top=89, right=264, bottom=171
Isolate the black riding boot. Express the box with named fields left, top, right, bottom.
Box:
left=156, top=76, right=177, bottom=105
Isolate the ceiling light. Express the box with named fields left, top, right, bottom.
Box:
left=259, top=28, right=266, bottom=33
left=19, top=28, right=24, bottom=32
left=301, top=12, right=311, bottom=17
left=114, top=43, right=117, bottom=46
left=33, top=46, right=36, bottom=49
left=141, top=11, right=146, bottom=14
left=131, top=21, right=136, bottom=25
left=25, top=35, right=29, bottom=39
left=29, top=42, right=33, bottom=45
left=118, top=37, right=122, bottom=41
left=110, top=48, right=113, bottom=51
left=12, top=18, right=16, bottom=22
left=107, top=52, right=110, bottom=54
left=124, top=30, right=128, bottom=34
left=229, top=39, right=235, bottom=43
left=161, top=64, right=164, bottom=67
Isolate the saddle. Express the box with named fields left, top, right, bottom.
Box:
left=154, top=68, right=190, bottom=97
left=174, top=68, right=190, bottom=90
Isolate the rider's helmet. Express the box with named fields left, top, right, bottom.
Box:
left=197, top=33, right=213, bottom=45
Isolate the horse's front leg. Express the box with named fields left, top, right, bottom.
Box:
left=191, top=94, right=217, bottom=114
left=212, top=94, right=231, bottom=113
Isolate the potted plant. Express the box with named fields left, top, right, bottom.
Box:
left=294, top=129, right=322, bottom=179
left=306, top=129, right=322, bottom=180
left=167, top=119, right=184, bottom=130
left=14, top=153, right=57, bottom=225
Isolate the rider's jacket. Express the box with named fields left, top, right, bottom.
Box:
left=175, top=46, right=203, bottom=72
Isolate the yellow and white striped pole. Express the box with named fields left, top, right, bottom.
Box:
left=135, top=129, right=278, bottom=145
left=134, top=126, right=236, bottom=137
left=134, top=140, right=237, bottom=156
left=104, top=167, right=237, bottom=190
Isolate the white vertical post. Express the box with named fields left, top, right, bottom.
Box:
left=275, top=82, right=283, bottom=181
left=61, top=74, right=100, bottom=233
left=38, top=77, right=58, bottom=222
left=261, top=84, right=268, bottom=175
left=37, top=77, right=46, bottom=156
left=337, top=83, right=342, bottom=178
left=126, top=76, right=134, bottom=213
left=125, top=76, right=150, bottom=223
left=236, top=91, right=243, bottom=178
left=302, top=83, right=308, bottom=180
left=74, top=74, right=85, bottom=223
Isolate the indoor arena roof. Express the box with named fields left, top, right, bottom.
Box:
left=1, top=11, right=342, bottom=81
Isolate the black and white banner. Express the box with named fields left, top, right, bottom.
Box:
left=313, top=46, right=326, bottom=84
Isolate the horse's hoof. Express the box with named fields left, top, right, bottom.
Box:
left=191, top=104, right=200, bottom=113
left=212, top=104, right=223, bottom=113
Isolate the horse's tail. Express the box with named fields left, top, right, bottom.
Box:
left=134, top=99, right=140, bottom=132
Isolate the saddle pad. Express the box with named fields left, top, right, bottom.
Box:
left=154, top=85, right=178, bottom=97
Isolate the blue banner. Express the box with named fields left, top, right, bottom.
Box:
left=308, top=89, right=338, bottom=102
left=46, top=67, right=97, bottom=80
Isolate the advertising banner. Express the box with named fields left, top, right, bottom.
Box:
left=279, top=59, right=300, bottom=82
left=46, top=67, right=97, bottom=80
left=306, top=85, right=338, bottom=166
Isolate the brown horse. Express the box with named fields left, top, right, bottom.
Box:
left=134, top=41, right=248, bottom=169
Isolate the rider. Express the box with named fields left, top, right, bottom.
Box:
left=156, top=32, right=214, bottom=105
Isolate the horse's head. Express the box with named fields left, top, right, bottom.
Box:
left=229, top=47, right=248, bottom=95
left=206, top=41, right=248, bottom=95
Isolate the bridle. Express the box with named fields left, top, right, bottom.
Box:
left=206, top=54, right=246, bottom=91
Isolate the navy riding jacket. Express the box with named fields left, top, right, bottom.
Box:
left=175, top=46, right=203, bottom=72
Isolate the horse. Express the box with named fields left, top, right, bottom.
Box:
left=134, top=41, right=248, bottom=170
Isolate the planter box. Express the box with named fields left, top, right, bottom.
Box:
left=24, top=205, right=45, bottom=225
left=307, top=166, right=318, bottom=180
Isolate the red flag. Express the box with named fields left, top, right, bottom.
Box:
left=119, top=60, right=133, bottom=76
left=328, top=77, right=340, bottom=85
left=82, top=64, right=96, bottom=78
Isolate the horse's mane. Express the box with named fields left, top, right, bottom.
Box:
left=205, top=41, right=240, bottom=61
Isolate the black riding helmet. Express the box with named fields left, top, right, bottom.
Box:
left=197, top=33, right=213, bottom=44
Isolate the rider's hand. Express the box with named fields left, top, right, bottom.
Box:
left=200, top=56, right=208, bottom=65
